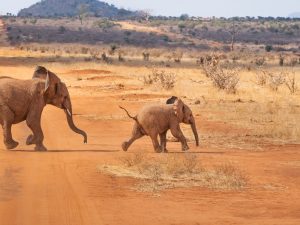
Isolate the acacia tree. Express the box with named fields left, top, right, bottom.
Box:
left=136, top=9, right=152, bottom=21
left=78, top=4, right=88, bottom=25
left=228, top=20, right=239, bottom=51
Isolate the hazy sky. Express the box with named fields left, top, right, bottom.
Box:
left=1, top=0, right=299, bottom=17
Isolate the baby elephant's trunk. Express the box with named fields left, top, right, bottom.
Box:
left=190, top=117, right=199, bottom=146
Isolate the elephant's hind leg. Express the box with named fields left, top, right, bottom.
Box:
left=1, top=107, right=18, bottom=149
left=150, top=133, right=163, bottom=153
left=122, top=123, right=144, bottom=151
left=159, top=131, right=168, bottom=153
left=3, top=122, right=19, bottom=149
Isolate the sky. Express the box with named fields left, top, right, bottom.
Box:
left=1, top=0, right=299, bottom=17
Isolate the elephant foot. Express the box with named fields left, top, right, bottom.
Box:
left=122, top=142, right=129, bottom=152
left=26, top=134, right=35, bottom=145
left=5, top=141, right=19, bottom=150
left=34, top=144, right=47, bottom=152
left=182, top=145, right=190, bottom=151
left=155, top=146, right=163, bottom=153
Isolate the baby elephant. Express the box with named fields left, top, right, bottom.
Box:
left=120, top=96, right=199, bottom=153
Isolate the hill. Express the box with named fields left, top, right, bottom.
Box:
left=18, top=0, right=135, bottom=18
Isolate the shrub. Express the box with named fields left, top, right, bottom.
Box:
left=109, top=45, right=118, bottom=55
left=143, top=52, right=150, bottom=61
left=265, top=45, right=273, bottom=52
left=143, top=69, right=176, bottom=90
left=101, top=52, right=112, bottom=64
left=255, top=70, right=268, bottom=86
left=268, top=72, right=286, bottom=91
left=201, top=58, right=239, bottom=94
left=58, top=26, right=66, bottom=34
left=279, top=55, right=284, bottom=66
left=284, top=71, right=297, bottom=94
left=30, top=18, right=37, bottom=25
left=255, top=57, right=266, bottom=66
left=94, top=19, right=118, bottom=30
left=287, top=58, right=298, bottom=67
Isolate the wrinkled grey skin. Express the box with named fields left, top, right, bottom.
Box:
left=121, top=97, right=199, bottom=153
left=0, top=66, right=87, bottom=151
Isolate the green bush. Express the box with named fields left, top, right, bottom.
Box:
left=265, top=45, right=273, bottom=52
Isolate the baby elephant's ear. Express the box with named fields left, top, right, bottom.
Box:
left=173, top=98, right=184, bottom=121
left=166, top=96, right=178, bottom=104
left=33, top=66, right=48, bottom=80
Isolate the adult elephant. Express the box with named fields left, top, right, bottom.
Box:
left=0, top=66, right=87, bottom=151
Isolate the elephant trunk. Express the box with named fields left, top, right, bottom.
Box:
left=63, top=98, right=87, bottom=143
left=190, top=118, right=199, bottom=146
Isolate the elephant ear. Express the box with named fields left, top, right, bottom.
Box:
left=33, top=66, right=48, bottom=80
left=55, top=82, right=69, bottom=97
left=166, top=96, right=178, bottom=104
left=173, top=98, right=185, bottom=122
left=33, top=66, right=61, bottom=93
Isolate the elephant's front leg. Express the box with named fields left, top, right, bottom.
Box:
left=26, top=134, right=35, bottom=145
left=170, top=124, right=189, bottom=151
left=26, top=113, right=47, bottom=151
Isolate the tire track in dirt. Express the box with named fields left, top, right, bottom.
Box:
left=0, top=106, right=105, bottom=225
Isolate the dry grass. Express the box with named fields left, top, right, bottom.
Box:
left=202, top=99, right=300, bottom=144
left=255, top=69, right=268, bottom=86
left=97, top=153, right=248, bottom=193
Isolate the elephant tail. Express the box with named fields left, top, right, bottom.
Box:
left=119, top=106, right=138, bottom=121
left=119, top=106, right=147, bottom=135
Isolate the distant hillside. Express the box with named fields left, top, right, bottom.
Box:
left=289, top=12, right=300, bottom=18
left=18, top=0, right=135, bottom=18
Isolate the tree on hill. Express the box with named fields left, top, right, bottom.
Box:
left=78, top=3, right=88, bottom=24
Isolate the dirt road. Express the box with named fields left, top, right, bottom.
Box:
left=0, top=93, right=300, bottom=225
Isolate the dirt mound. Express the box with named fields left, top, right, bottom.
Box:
left=87, top=75, right=127, bottom=81
left=66, top=69, right=112, bottom=75
left=117, top=93, right=170, bottom=100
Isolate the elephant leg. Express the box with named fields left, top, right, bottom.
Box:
left=3, top=121, right=18, bottom=150
left=170, top=125, right=189, bottom=151
left=26, top=134, right=35, bottom=145
left=122, top=123, right=144, bottom=151
left=150, top=133, right=162, bottom=153
left=1, top=107, right=18, bottom=150
left=26, top=117, right=47, bottom=152
left=159, top=131, right=168, bottom=153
